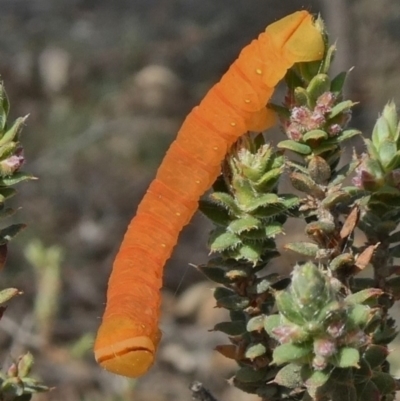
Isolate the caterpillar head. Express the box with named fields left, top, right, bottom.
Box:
left=266, top=10, right=325, bottom=63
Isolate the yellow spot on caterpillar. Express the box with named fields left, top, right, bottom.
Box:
left=244, top=99, right=251, bottom=104
left=195, top=180, right=201, bottom=184
left=161, top=243, right=166, bottom=248
left=176, top=212, right=181, bottom=216
left=213, top=146, right=218, bottom=150
left=230, top=122, right=236, bottom=127
left=256, top=68, right=262, bottom=75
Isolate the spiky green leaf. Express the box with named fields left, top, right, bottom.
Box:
left=209, top=230, right=241, bottom=252
left=198, top=199, right=231, bottom=226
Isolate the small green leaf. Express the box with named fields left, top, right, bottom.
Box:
left=248, top=276, right=277, bottom=295
left=321, top=191, right=350, bottom=208
left=306, top=74, right=331, bottom=101
left=247, top=315, right=265, bottom=332
left=0, top=142, right=18, bottom=160
left=312, top=143, right=339, bottom=156
left=286, top=160, right=309, bottom=174
left=347, top=304, right=371, bottom=328
left=2, top=377, right=25, bottom=396
left=242, top=193, right=280, bottom=212
left=264, top=314, right=281, bottom=337
left=232, top=178, right=258, bottom=208
left=385, top=150, right=400, bottom=171
left=213, top=321, right=246, bottom=336
left=328, top=100, right=356, bottom=119
left=371, top=371, right=397, bottom=394
left=306, top=221, right=335, bottom=237
left=214, top=287, right=249, bottom=310
left=317, top=44, right=335, bottom=75
left=290, top=172, right=324, bottom=197
left=235, top=366, right=269, bottom=383
left=0, top=223, right=26, bottom=244
left=229, top=242, right=264, bottom=265
left=17, top=352, right=34, bottom=378
left=345, top=288, right=383, bottom=305
left=303, top=129, right=328, bottom=142
left=255, top=167, right=283, bottom=192
left=274, top=364, right=303, bottom=389
left=363, top=345, right=389, bottom=369
left=0, top=172, right=36, bottom=186
left=301, top=365, right=331, bottom=391
left=210, top=192, right=241, bottom=215
left=0, top=288, right=20, bottom=305
left=372, top=109, right=393, bottom=148
left=198, top=200, right=231, bottom=226
left=331, top=347, right=360, bottom=368
left=0, top=116, right=27, bottom=147
left=337, top=129, right=361, bottom=142
left=280, top=194, right=300, bottom=208
left=331, top=71, right=348, bottom=94
left=240, top=223, right=283, bottom=241
left=308, top=155, right=331, bottom=184
left=0, top=84, right=10, bottom=130
left=209, top=230, right=241, bottom=252
left=272, top=343, right=312, bottom=365
left=354, top=381, right=379, bottom=401
left=291, top=263, right=331, bottom=318
left=196, top=265, right=229, bottom=284
left=275, top=291, right=306, bottom=326
left=245, top=343, right=267, bottom=360
left=230, top=310, right=246, bottom=321
left=214, top=287, right=235, bottom=300
left=228, top=216, right=260, bottom=234
left=264, top=222, right=284, bottom=238
left=294, top=87, right=311, bottom=107
left=329, top=253, right=355, bottom=271
left=284, top=242, right=319, bottom=257
left=378, top=139, right=397, bottom=169
left=278, top=140, right=312, bottom=155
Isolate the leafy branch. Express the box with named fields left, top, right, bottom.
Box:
left=198, top=22, right=400, bottom=401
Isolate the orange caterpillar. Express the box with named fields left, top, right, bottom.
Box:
left=94, top=10, right=324, bottom=378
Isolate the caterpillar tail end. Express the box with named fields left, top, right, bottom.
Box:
left=94, top=317, right=162, bottom=378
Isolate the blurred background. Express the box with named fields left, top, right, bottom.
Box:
left=0, top=0, right=400, bottom=400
